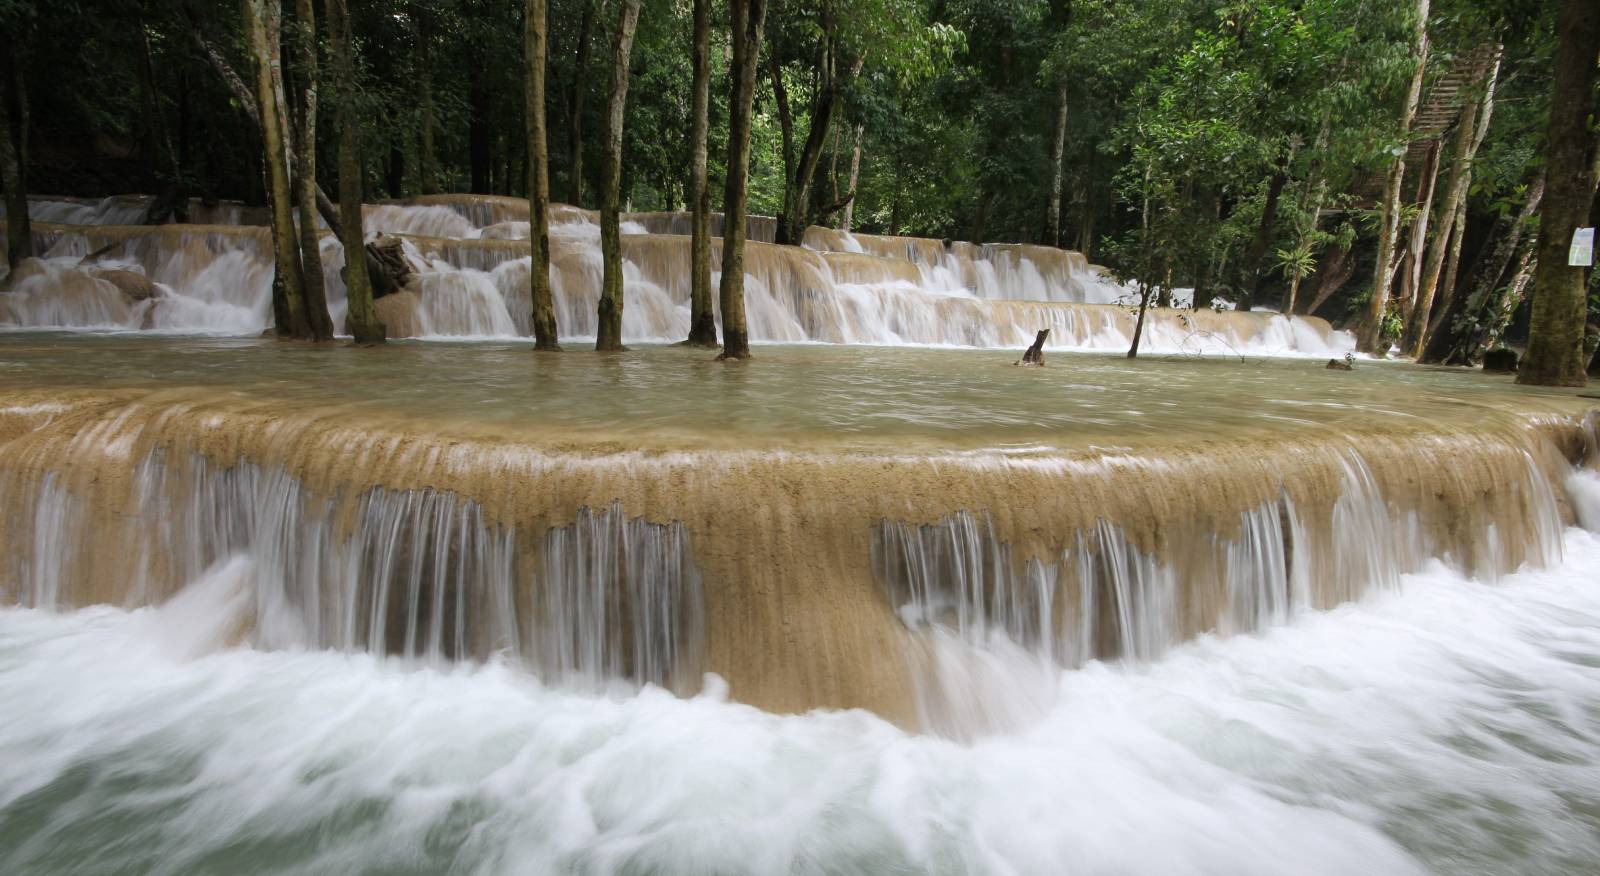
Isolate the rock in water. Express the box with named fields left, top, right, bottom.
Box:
left=91, top=269, right=159, bottom=302
left=1326, top=358, right=1354, bottom=371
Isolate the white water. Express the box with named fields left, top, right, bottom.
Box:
left=2, top=525, right=1598, bottom=874
left=2, top=202, right=1355, bottom=356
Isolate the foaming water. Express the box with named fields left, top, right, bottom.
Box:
left=3, top=529, right=1599, bottom=874
left=3, top=205, right=1352, bottom=355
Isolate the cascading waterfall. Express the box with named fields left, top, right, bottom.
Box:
left=873, top=440, right=1576, bottom=737
left=2, top=196, right=1353, bottom=355
left=1, top=361, right=1592, bottom=733
left=7, top=447, right=704, bottom=691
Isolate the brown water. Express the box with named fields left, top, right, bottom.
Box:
left=0, top=333, right=1579, bottom=454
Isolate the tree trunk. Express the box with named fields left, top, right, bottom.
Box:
left=768, top=52, right=795, bottom=241
left=0, top=54, right=31, bottom=271
left=567, top=0, right=594, bottom=206
left=469, top=71, right=491, bottom=194
left=525, top=0, right=559, bottom=349
left=685, top=0, right=717, bottom=346
left=1397, top=139, right=1443, bottom=326
left=1518, top=0, right=1600, bottom=387
left=1421, top=175, right=1544, bottom=364
left=414, top=3, right=438, bottom=194
left=1359, top=0, right=1431, bottom=353
left=290, top=0, right=334, bottom=340
left=136, top=20, right=184, bottom=221
left=190, top=12, right=401, bottom=299
left=327, top=0, right=382, bottom=343
left=1240, top=158, right=1290, bottom=310
left=1305, top=243, right=1355, bottom=316
left=594, top=0, right=641, bottom=352
left=1128, top=283, right=1154, bottom=359
left=841, top=123, right=863, bottom=232
left=244, top=0, right=309, bottom=339
left=718, top=0, right=768, bottom=360
left=385, top=139, right=405, bottom=197
left=1404, top=51, right=1498, bottom=357
left=1047, top=80, right=1068, bottom=247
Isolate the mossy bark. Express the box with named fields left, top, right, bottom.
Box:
left=684, top=0, right=718, bottom=347
left=1518, top=0, right=1599, bottom=387
left=245, top=0, right=310, bottom=339
left=718, top=0, right=769, bottom=360
left=525, top=0, right=559, bottom=350
left=326, top=0, right=383, bottom=343
left=0, top=55, right=32, bottom=271
left=594, top=0, right=640, bottom=352
left=290, top=0, right=334, bottom=341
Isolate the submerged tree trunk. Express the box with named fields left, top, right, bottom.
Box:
left=1519, top=0, right=1600, bottom=387
left=1421, top=175, right=1544, bottom=365
left=593, top=0, right=641, bottom=351
left=525, top=0, right=559, bottom=349
left=290, top=0, right=333, bottom=340
left=1359, top=0, right=1431, bottom=353
left=1404, top=52, right=1498, bottom=358
left=567, top=0, right=594, bottom=206
left=718, top=0, right=768, bottom=360
left=685, top=0, right=717, bottom=346
left=1047, top=80, right=1068, bottom=247
left=0, top=53, right=31, bottom=271
left=326, top=0, right=382, bottom=343
left=245, top=0, right=309, bottom=339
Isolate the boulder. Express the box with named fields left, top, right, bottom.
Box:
left=1325, top=358, right=1354, bottom=371
left=91, top=269, right=160, bottom=302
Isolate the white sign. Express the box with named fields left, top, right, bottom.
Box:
left=1571, top=227, right=1595, bottom=267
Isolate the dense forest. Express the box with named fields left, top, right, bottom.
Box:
left=0, top=0, right=1596, bottom=378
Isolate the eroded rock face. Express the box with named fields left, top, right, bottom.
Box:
left=371, top=289, right=423, bottom=338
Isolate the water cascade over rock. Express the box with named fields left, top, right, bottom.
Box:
left=0, top=345, right=1592, bottom=735
left=3, top=195, right=1351, bottom=355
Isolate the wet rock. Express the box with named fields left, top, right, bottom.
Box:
left=1, top=257, right=52, bottom=292
left=1326, top=358, right=1354, bottom=371
left=91, top=269, right=160, bottom=302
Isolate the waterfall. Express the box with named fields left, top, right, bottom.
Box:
left=0, top=370, right=1590, bottom=728
left=2, top=197, right=1355, bottom=355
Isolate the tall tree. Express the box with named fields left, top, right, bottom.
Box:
left=1405, top=48, right=1499, bottom=358
left=244, top=0, right=310, bottom=339
left=566, top=0, right=595, bottom=206
left=593, top=0, right=642, bottom=351
left=289, top=0, right=334, bottom=340
left=525, top=0, right=559, bottom=349
left=719, top=0, right=769, bottom=360
left=685, top=0, right=717, bottom=346
left=326, top=0, right=383, bottom=343
left=1357, top=0, right=1430, bottom=353
left=1518, top=0, right=1599, bottom=387
left=0, top=48, right=31, bottom=271
left=413, top=3, right=439, bottom=194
